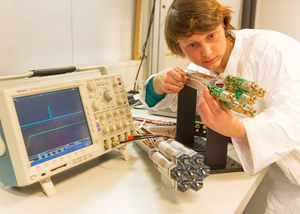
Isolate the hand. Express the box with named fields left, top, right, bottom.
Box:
left=198, top=86, right=246, bottom=139
left=153, top=67, right=186, bottom=95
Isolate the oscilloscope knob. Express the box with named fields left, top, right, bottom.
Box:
left=103, top=126, right=110, bottom=134
left=116, top=97, right=122, bottom=105
left=103, top=90, right=113, bottom=102
left=122, top=121, right=128, bottom=127
left=126, top=110, right=132, bottom=118
left=116, top=122, right=123, bottom=128
left=91, top=101, right=100, bottom=111
left=87, top=82, right=95, bottom=92
left=109, top=125, right=114, bottom=131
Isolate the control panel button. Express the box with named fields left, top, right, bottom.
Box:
left=87, top=82, right=95, bottom=92
left=91, top=101, right=100, bottom=111
left=103, top=90, right=113, bottom=102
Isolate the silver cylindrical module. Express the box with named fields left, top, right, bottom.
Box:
left=135, top=141, right=152, bottom=153
left=166, top=139, right=195, bottom=155
left=150, top=151, right=173, bottom=174
left=156, top=140, right=181, bottom=160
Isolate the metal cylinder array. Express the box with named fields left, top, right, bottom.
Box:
left=139, top=139, right=210, bottom=192
left=186, top=71, right=266, bottom=118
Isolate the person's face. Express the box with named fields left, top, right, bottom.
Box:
left=178, top=24, right=228, bottom=72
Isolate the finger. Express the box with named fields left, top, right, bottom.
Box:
left=165, top=73, right=186, bottom=88
left=164, top=82, right=184, bottom=94
left=173, top=67, right=186, bottom=77
left=168, top=75, right=185, bottom=88
left=202, top=86, right=222, bottom=114
left=170, top=68, right=186, bottom=83
left=166, top=76, right=185, bottom=87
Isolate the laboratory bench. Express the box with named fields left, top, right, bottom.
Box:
left=0, top=109, right=267, bottom=214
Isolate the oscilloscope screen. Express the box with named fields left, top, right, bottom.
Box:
left=13, top=87, right=92, bottom=166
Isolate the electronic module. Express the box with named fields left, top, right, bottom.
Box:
left=186, top=70, right=266, bottom=118
left=0, top=70, right=135, bottom=196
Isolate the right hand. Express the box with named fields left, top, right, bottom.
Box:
left=152, top=67, right=186, bottom=95
left=198, top=86, right=246, bottom=139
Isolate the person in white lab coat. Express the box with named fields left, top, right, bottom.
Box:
left=139, top=0, right=300, bottom=213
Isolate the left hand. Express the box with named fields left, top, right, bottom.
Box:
left=198, top=86, right=246, bottom=139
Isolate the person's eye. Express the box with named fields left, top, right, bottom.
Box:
left=188, top=42, right=199, bottom=49
left=207, top=33, right=217, bottom=41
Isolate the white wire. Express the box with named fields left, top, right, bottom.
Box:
left=137, top=119, right=146, bottom=130
left=0, top=71, right=34, bottom=81
left=76, top=65, right=108, bottom=75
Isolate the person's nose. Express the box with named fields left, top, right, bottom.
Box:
left=200, top=43, right=212, bottom=59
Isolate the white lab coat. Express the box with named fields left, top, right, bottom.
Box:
left=139, top=29, right=300, bottom=213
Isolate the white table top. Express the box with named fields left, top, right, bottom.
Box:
left=0, top=108, right=267, bottom=214
left=0, top=142, right=267, bottom=214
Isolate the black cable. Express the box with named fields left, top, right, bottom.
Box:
left=133, top=0, right=157, bottom=91
left=30, top=66, right=76, bottom=77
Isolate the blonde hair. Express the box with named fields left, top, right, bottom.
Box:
left=165, top=0, right=234, bottom=57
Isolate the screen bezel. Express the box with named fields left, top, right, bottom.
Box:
left=1, top=79, right=102, bottom=185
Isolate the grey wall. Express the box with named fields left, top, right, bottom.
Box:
left=0, top=0, right=136, bottom=75
left=255, top=0, right=300, bottom=41
left=219, top=0, right=243, bottom=29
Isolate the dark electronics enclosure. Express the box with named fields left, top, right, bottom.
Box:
left=175, top=86, right=243, bottom=173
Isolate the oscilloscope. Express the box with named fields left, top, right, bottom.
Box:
left=0, top=70, right=135, bottom=196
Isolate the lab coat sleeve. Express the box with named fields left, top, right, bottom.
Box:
left=139, top=75, right=178, bottom=112
left=231, top=38, right=300, bottom=185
